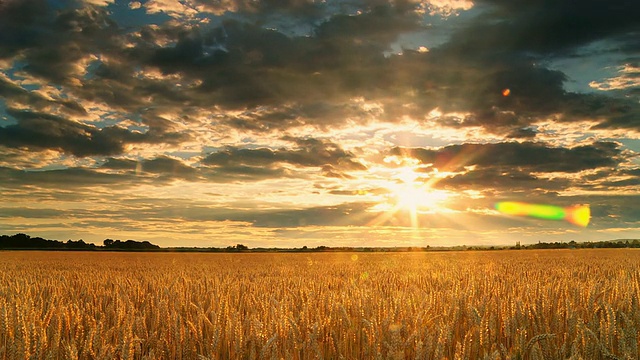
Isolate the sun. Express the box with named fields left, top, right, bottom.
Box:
left=394, top=183, right=449, bottom=212
left=386, top=166, right=451, bottom=215
left=366, top=165, right=453, bottom=228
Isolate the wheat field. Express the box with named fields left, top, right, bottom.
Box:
left=0, top=249, right=638, bottom=359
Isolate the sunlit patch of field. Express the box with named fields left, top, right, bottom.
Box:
left=0, top=250, right=639, bottom=359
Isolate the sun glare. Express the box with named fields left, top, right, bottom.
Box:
left=364, top=165, right=454, bottom=229
left=386, top=166, right=451, bottom=215
left=394, top=183, right=449, bottom=212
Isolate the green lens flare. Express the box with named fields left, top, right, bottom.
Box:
left=495, top=202, right=590, bottom=227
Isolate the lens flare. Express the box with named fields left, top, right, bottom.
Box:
left=495, top=202, right=590, bottom=227
left=502, top=88, right=511, bottom=96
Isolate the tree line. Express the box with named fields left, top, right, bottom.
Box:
left=0, top=234, right=159, bottom=250
left=520, top=239, right=640, bottom=249
left=2, top=233, right=639, bottom=252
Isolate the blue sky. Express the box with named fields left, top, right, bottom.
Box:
left=0, top=0, right=638, bottom=247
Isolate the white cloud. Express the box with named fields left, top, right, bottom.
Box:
left=80, top=0, right=115, bottom=6
left=144, top=0, right=200, bottom=20
left=414, top=0, right=474, bottom=16
left=589, top=64, right=640, bottom=91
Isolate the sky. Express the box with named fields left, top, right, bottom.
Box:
left=0, top=0, right=639, bottom=248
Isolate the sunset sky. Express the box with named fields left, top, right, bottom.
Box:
left=1, top=0, right=639, bottom=247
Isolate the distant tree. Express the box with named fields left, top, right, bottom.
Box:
left=65, top=239, right=88, bottom=249
left=236, top=244, right=248, bottom=250
left=14, top=233, right=30, bottom=242
left=101, top=238, right=159, bottom=250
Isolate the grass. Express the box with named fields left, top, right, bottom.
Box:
left=0, top=249, right=638, bottom=359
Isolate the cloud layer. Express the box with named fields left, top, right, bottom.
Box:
left=0, top=0, right=638, bottom=246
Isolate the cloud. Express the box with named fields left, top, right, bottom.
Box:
left=437, top=168, right=572, bottom=194
left=0, top=109, right=128, bottom=156
left=0, top=207, right=67, bottom=219
left=140, top=0, right=469, bottom=21
left=1, top=157, right=202, bottom=189
left=100, top=153, right=309, bottom=183
left=451, top=0, right=640, bottom=55
left=1, top=0, right=639, bottom=245
left=0, top=0, right=51, bottom=58
left=387, top=141, right=626, bottom=194
left=80, top=200, right=457, bottom=229
left=3, top=0, right=637, bottom=145
left=0, top=109, right=188, bottom=157
left=0, top=74, right=87, bottom=115
left=392, top=141, right=621, bottom=173
left=102, top=156, right=200, bottom=179
left=0, top=166, right=132, bottom=188
left=101, top=157, right=138, bottom=170
left=127, top=9, right=423, bottom=111
left=203, top=137, right=366, bottom=176
left=590, top=63, right=640, bottom=91
left=139, top=156, right=198, bottom=178
left=1, top=3, right=120, bottom=85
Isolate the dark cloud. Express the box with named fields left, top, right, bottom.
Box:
left=218, top=102, right=382, bottom=133
left=388, top=141, right=628, bottom=194
left=103, top=156, right=199, bottom=177
left=205, top=164, right=291, bottom=181
left=0, top=166, right=131, bottom=188
left=0, top=207, right=67, bottom=219
left=100, top=155, right=300, bottom=183
left=314, top=5, right=419, bottom=44
left=130, top=9, right=421, bottom=110
left=2, top=0, right=636, bottom=141
left=587, top=195, right=640, bottom=226
left=451, top=0, right=640, bottom=55
left=0, top=109, right=187, bottom=157
left=507, top=128, right=538, bottom=139
left=101, top=157, right=138, bottom=170
left=624, top=168, right=640, bottom=177
left=188, top=0, right=324, bottom=18
left=141, top=156, right=198, bottom=178
left=0, top=76, right=86, bottom=115
left=437, top=168, right=572, bottom=193
left=590, top=103, right=640, bottom=130
left=200, top=145, right=362, bottom=181
left=0, top=0, right=51, bottom=58
left=0, top=109, right=127, bottom=156
left=1, top=157, right=203, bottom=189
left=1, top=0, right=637, bottom=136
left=0, top=1, right=120, bottom=82
left=405, top=0, right=640, bottom=134
left=392, top=141, right=621, bottom=173
left=101, top=155, right=295, bottom=182
left=399, top=51, right=635, bottom=135
left=203, top=137, right=366, bottom=172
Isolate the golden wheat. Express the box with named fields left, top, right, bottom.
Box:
left=0, top=249, right=638, bottom=359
